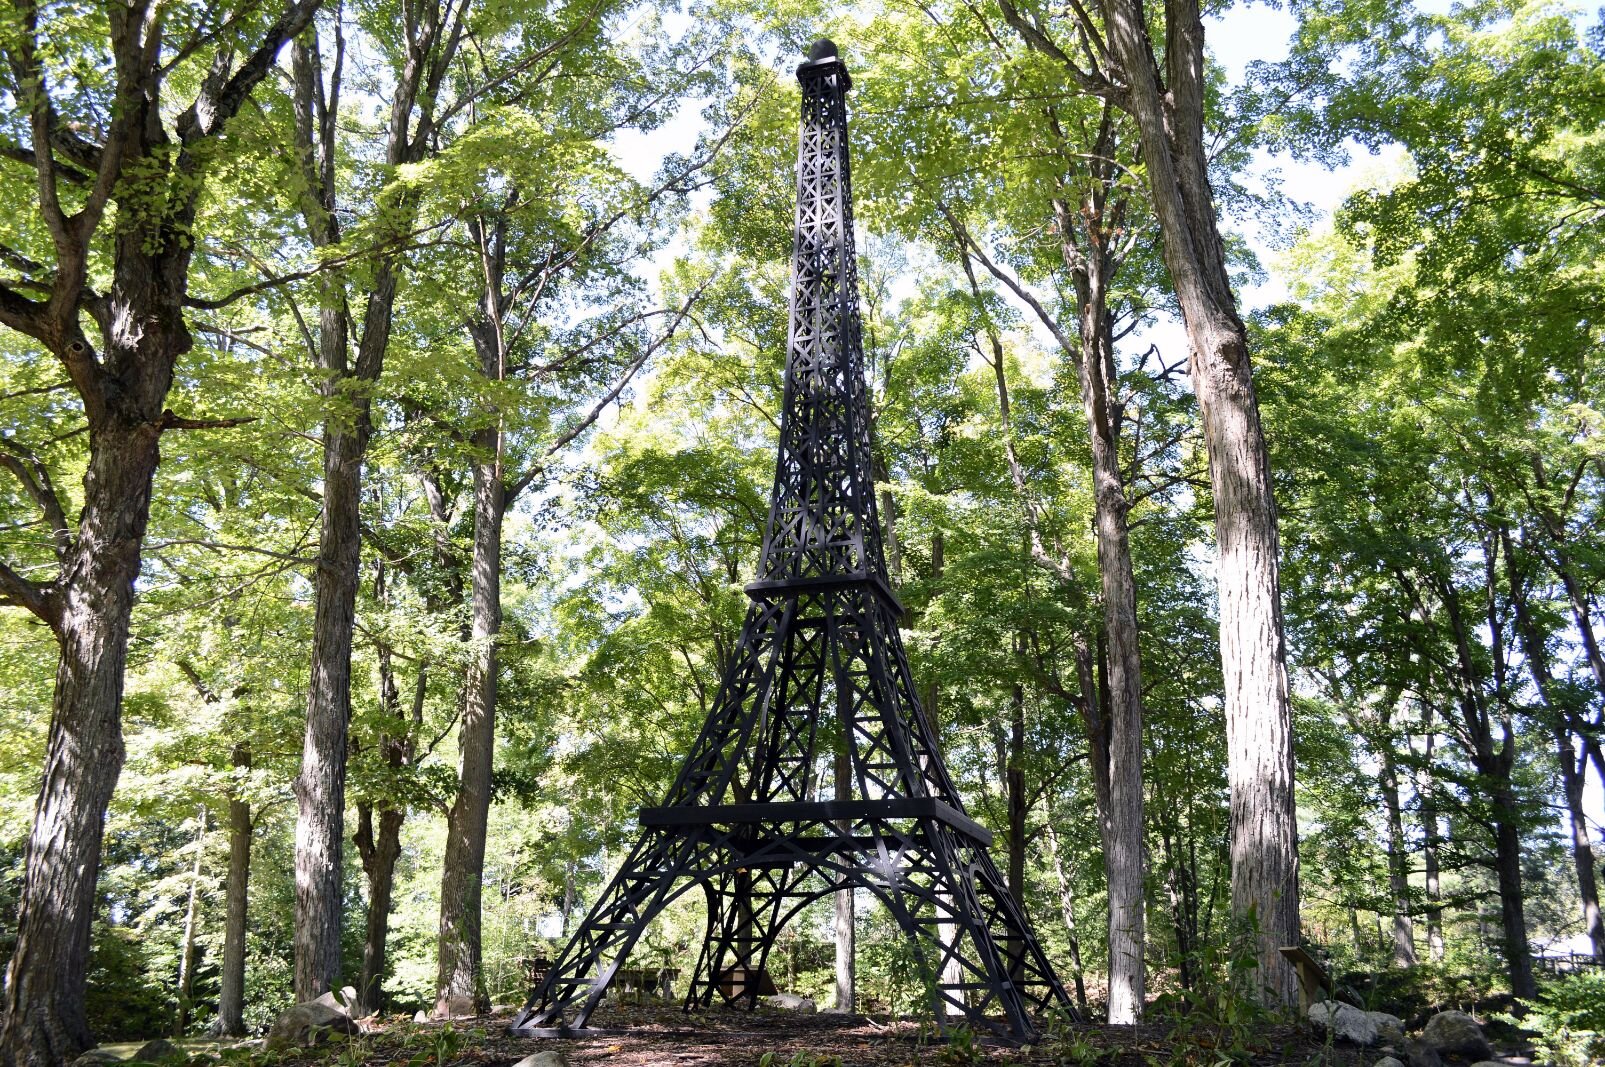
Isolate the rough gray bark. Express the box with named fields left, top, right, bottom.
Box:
left=289, top=26, right=358, bottom=1001
left=1505, top=537, right=1604, bottom=961
left=1051, top=174, right=1146, bottom=1023
left=174, top=810, right=207, bottom=1037
left=435, top=212, right=511, bottom=1015
left=435, top=440, right=504, bottom=1014
left=355, top=625, right=425, bottom=1015
left=1418, top=723, right=1445, bottom=963
left=1378, top=745, right=1417, bottom=966
left=949, top=208, right=1148, bottom=1020
left=1102, top=0, right=1299, bottom=1001
left=1001, top=0, right=1302, bottom=1004
left=1044, top=824, right=1089, bottom=1013
left=290, top=0, right=456, bottom=998
left=0, top=3, right=320, bottom=1061
left=215, top=745, right=252, bottom=1037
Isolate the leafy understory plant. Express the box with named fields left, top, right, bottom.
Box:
left=1498, top=972, right=1605, bottom=1067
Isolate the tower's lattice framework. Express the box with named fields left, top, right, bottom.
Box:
left=510, top=41, right=1072, bottom=1042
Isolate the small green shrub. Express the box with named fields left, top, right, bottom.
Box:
left=1501, top=971, right=1605, bottom=1067
left=1148, top=920, right=1280, bottom=1066
left=757, top=1052, right=843, bottom=1067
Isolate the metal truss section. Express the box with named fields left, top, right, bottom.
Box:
left=510, top=41, right=1072, bottom=1043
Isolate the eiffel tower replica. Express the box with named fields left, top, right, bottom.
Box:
left=510, top=39, right=1072, bottom=1042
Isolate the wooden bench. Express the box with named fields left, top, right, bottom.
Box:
left=615, top=966, right=681, bottom=1000
left=517, top=956, right=552, bottom=988
left=1279, top=945, right=1333, bottom=1013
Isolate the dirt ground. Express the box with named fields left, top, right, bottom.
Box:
left=300, top=1002, right=1375, bottom=1067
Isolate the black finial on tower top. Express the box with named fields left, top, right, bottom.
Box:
left=798, top=36, right=849, bottom=87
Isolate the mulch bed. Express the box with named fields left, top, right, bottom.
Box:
left=321, top=1003, right=1372, bottom=1066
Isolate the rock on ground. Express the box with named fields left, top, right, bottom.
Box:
left=1374, top=1058, right=1406, bottom=1067
left=1403, top=1038, right=1445, bottom=1067
left=510, top=1052, right=569, bottom=1067
left=1371, top=1011, right=1406, bottom=1046
left=265, top=998, right=361, bottom=1050
left=762, top=993, right=817, bottom=1014
left=132, top=1038, right=186, bottom=1063
left=1308, top=1000, right=1379, bottom=1045
left=433, top=993, right=478, bottom=1019
left=70, top=1051, right=122, bottom=1066
left=1421, top=1010, right=1492, bottom=1060
left=313, top=985, right=368, bottom=1018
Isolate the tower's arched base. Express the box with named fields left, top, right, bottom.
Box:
left=509, top=801, right=1068, bottom=1042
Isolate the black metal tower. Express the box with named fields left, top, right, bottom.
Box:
left=510, top=40, right=1072, bottom=1042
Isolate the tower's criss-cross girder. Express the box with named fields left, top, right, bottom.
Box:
left=510, top=41, right=1072, bottom=1042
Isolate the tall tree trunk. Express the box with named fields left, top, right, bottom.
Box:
left=290, top=0, right=449, bottom=995
left=1045, top=824, right=1090, bottom=1013
left=1379, top=745, right=1418, bottom=966
left=1, top=424, right=157, bottom=1062
left=1055, top=189, right=1147, bottom=1025
left=954, top=217, right=1149, bottom=1019
left=1437, top=574, right=1535, bottom=1000
left=1094, top=0, right=1298, bottom=1005
left=833, top=745, right=855, bottom=1012
left=174, top=809, right=207, bottom=1037
left=1505, top=537, right=1605, bottom=961
left=435, top=440, right=505, bottom=1014
left=1419, top=726, right=1445, bottom=963
left=295, top=379, right=364, bottom=1000
left=0, top=4, right=318, bottom=1058
left=215, top=745, right=252, bottom=1037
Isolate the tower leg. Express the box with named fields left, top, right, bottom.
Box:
left=515, top=829, right=703, bottom=1030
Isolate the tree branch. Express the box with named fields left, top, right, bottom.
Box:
left=0, top=558, right=56, bottom=628
left=156, top=410, right=257, bottom=432
left=0, top=437, right=72, bottom=560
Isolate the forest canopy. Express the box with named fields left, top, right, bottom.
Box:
left=0, top=0, right=1602, bottom=1064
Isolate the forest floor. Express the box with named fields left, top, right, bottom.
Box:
left=257, top=1002, right=1380, bottom=1067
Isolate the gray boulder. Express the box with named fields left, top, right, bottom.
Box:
left=1370, top=1011, right=1406, bottom=1046
left=1468, top=1062, right=1510, bottom=1067
left=1421, top=1010, right=1492, bottom=1060
left=1374, top=1059, right=1406, bottom=1067
left=265, top=998, right=360, bottom=1050
left=510, top=1053, right=568, bottom=1067
left=1309, top=1000, right=1380, bottom=1045
left=762, top=992, right=817, bottom=1014
left=132, top=1038, right=185, bottom=1064
left=314, top=985, right=370, bottom=1018
left=433, top=992, right=477, bottom=1019
left=1404, top=1039, right=1444, bottom=1067
left=70, top=1051, right=122, bottom=1066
